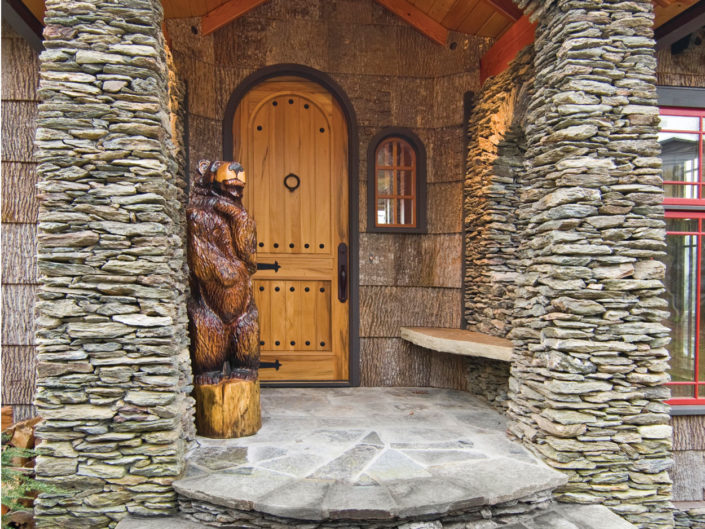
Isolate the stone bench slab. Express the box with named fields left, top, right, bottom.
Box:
left=400, top=326, right=513, bottom=361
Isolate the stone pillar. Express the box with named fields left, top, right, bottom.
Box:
left=33, top=0, right=192, bottom=527
left=508, top=1, right=673, bottom=528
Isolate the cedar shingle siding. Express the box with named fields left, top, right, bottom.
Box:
left=1, top=22, right=40, bottom=421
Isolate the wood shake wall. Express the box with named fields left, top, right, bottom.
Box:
left=655, top=28, right=705, bottom=512
left=166, top=0, right=492, bottom=387
left=656, top=27, right=705, bottom=88
left=1, top=23, right=40, bottom=421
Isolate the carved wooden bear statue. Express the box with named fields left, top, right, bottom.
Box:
left=187, top=159, right=259, bottom=386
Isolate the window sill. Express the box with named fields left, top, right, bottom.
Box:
left=669, top=404, right=705, bottom=416
left=367, top=225, right=427, bottom=234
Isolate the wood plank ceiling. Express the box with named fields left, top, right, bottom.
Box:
left=21, top=0, right=704, bottom=43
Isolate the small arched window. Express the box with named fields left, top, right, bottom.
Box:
left=368, top=129, right=427, bottom=233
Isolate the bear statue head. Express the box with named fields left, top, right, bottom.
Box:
left=196, top=160, right=246, bottom=199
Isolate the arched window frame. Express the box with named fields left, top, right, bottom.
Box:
left=367, top=128, right=427, bottom=234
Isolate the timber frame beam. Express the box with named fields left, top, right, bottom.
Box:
left=1, top=0, right=44, bottom=51
left=484, top=0, right=523, bottom=21
left=374, top=0, right=448, bottom=46
left=201, top=0, right=270, bottom=36
left=479, top=15, right=536, bottom=83
left=654, top=0, right=705, bottom=50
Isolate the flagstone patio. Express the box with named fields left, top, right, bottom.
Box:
left=118, top=388, right=635, bottom=528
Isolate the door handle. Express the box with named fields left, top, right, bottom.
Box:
left=338, top=243, right=348, bottom=303
left=257, top=261, right=280, bottom=272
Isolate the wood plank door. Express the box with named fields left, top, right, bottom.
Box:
left=233, top=76, right=349, bottom=383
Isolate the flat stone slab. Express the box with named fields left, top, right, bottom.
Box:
left=117, top=503, right=635, bottom=529
left=400, top=327, right=513, bottom=361
left=172, top=388, right=567, bottom=521
left=525, top=504, right=635, bottom=529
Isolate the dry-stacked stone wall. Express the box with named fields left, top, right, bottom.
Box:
left=464, top=47, right=534, bottom=409
left=674, top=506, right=705, bottom=529
left=33, top=0, right=192, bottom=527
left=165, top=45, right=197, bottom=444
left=504, top=0, right=673, bottom=527
left=178, top=488, right=554, bottom=529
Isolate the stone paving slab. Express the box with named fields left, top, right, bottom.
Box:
left=173, top=388, right=568, bottom=521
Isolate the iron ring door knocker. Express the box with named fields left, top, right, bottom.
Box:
left=284, top=173, right=300, bottom=192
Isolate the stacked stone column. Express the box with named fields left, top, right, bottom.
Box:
left=33, top=0, right=192, bottom=527
left=507, top=1, right=673, bottom=528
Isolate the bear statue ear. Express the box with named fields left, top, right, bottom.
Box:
left=210, top=161, right=223, bottom=172
left=197, top=159, right=211, bottom=176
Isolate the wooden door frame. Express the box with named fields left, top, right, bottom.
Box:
left=222, top=64, right=360, bottom=387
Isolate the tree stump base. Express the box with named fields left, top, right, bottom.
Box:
left=194, top=378, right=261, bottom=438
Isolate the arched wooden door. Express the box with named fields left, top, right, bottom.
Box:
left=233, top=76, right=349, bottom=383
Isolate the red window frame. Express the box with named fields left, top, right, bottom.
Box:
left=660, top=106, right=705, bottom=406
left=664, top=211, right=704, bottom=405
left=659, top=107, right=704, bottom=207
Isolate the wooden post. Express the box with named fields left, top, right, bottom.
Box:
left=187, top=160, right=261, bottom=438
left=1, top=406, right=14, bottom=432
left=194, top=379, right=261, bottom=438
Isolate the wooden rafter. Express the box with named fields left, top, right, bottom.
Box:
left=483, top=0, right=523, bottom=21
left=201, top=0, right=270, bottom=36
left=3, top=0, right=44, bottom=51
left=479, top=15, right=536, bottom=83
left=655, top=0, right=705, bottom=49
left=374, top=0, right=449, bottom=46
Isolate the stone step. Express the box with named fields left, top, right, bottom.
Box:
left=168, top=388, right=570, bottom=525
left=116, top=503, right=636, bottom=529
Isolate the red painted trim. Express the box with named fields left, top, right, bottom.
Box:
left=665, top=211, right=705, bottom=220
left=480, top=16, right=536, bottom=84
left=668, top=398, right=705, bottom=406
left=660, top=107, right=705, bottom=117
left=660, top=106, right=704, bottom=204
left=664, top=198, right=705, bottom=207
left=664, top=211, right=704, bottom=404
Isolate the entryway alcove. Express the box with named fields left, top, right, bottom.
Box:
left=25, top=0, right=679, bottom=527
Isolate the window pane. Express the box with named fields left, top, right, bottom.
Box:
left=398, top=170, right=413, bottom=196
left=376, top=199, right=394, bottom=225
left=377, top=142, right=393, bottom=166
left=659, top=132, right=700, bottom=199
left=670, top=385, right=695, bottom=399
left=666, top=217, right=699, bottom=233
left=398, top=142, right=414, bottom=167
left=397, top=199, right=414, bottom=225
left=664, top=231, right=699, bottom=383
left=660, top=115, right=700, bottom=131
left=376, top=170, right=393, bottom=195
